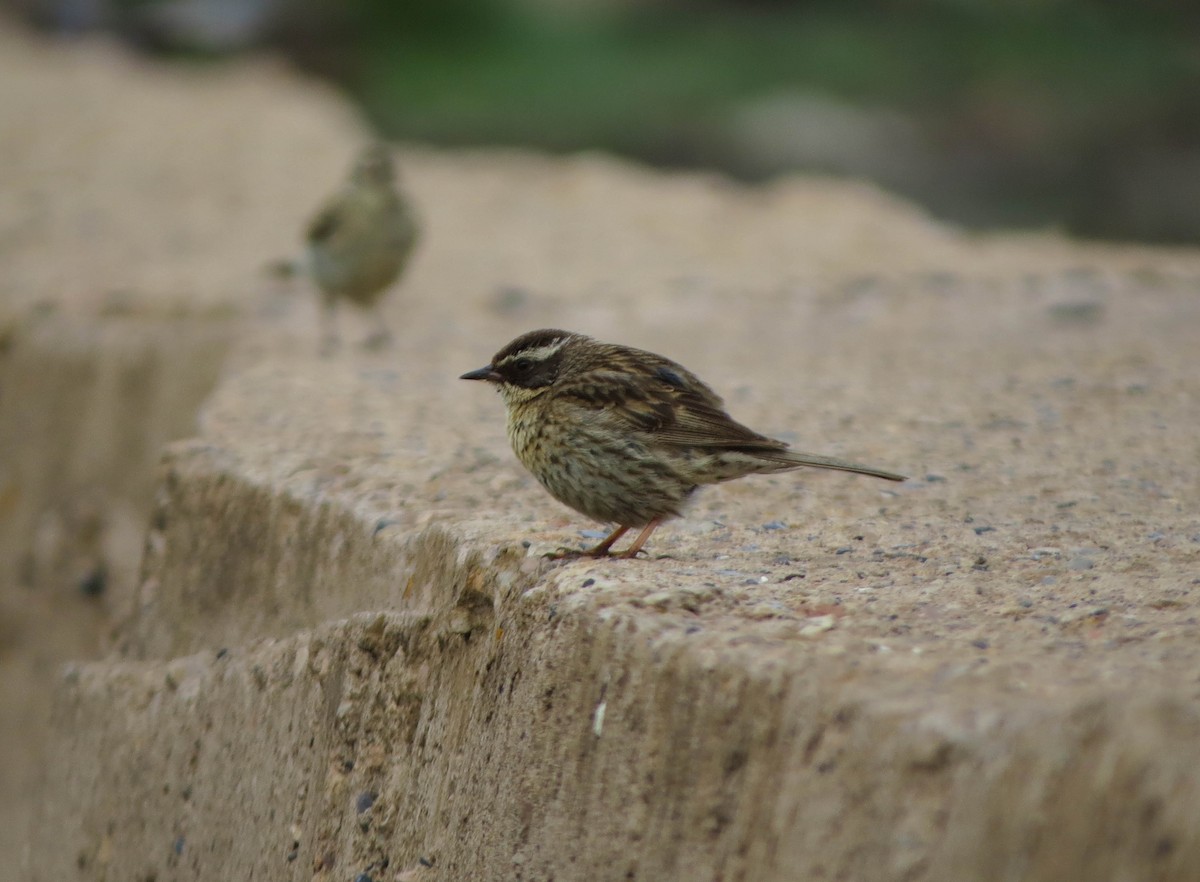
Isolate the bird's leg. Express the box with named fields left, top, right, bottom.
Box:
left=585, top=525, right=630, bottom=557
left=319, top=299, right=340, bottom=356
left=363, top=304, right=393, bottom=350
left=616, top=519, right=662, bottom=559
left=545, top=525, right=629, bottom=560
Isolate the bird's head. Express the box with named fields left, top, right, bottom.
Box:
left=460, top=328, right=584, bottom=405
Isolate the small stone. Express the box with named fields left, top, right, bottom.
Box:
left=78, top=565, right=107, bottom=597
left=761, top=520, right=787, bottom=531
left=581, top=578, right=595, bottom=588
left=971, top=639, right=989, bottom=650
left=1147, top=531, right=1165, bottom=542
left=924, top=474, right=946, bottom=482
left=835, top=547, right=853, bottom=555
left=973, top=526, right=995, bottom=535
left=372, top=518, right=398, bottom=536
left=355, top=791, right=377, bottom=814
left=1067, top=556, right=1095, bottom=571
left=1019, top=598, right=1034, bottom=608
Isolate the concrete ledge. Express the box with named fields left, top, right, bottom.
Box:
left=35, top=337, right=1200, bottom=878
left=40, top=512, right=1200, bottom=880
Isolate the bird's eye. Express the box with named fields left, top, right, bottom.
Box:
left=514, top=357, right=534, bottom=372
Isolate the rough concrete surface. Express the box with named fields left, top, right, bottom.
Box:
left=2, top=18, right=1200, bottom=882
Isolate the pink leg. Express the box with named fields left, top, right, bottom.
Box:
left=616, top=519, right=662, bottom=559
left=586, top=525, right=629, bottom=557
left=545, top=525, right=630, bottom=560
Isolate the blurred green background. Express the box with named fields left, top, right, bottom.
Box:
left=15, top=0, right=1200, bottom=242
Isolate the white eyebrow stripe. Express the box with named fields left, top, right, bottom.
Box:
left=499, top=339, right=569, bottom=365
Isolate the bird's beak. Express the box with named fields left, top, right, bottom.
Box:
left=460, top=365, right=502, bottom=382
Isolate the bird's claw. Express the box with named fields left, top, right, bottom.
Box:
left=543, top=546, right=650, bottom=561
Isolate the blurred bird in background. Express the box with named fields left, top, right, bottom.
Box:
left=290, top=143, right=419, bottom=352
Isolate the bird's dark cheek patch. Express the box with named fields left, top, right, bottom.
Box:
left=524, top=369, right=558, bottom=389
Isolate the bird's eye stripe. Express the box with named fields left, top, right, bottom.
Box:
left=499, top=341, right=568, bottom=368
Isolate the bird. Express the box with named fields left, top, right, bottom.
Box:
left=461, top=329, right=906, bottom=559
left=304, top=143, right=419, bottom=351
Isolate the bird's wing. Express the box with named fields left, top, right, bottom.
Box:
left=306, top=197, right=345, bottom=245
left=562, top=358, right=787, bottom=452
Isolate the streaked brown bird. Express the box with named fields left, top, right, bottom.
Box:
left=305, top=143, right=419, bottom=350
left=462, top=329, right=906, bottom=558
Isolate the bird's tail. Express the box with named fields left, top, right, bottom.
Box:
left=765, top=450, right=906, bottom=482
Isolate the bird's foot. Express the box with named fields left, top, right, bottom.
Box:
left=544, top=546, right=599, bottom=560
left=543, top=546, right=647, bottom=561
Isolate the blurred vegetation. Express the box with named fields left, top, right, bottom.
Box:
left=345, top=2, right=1194, bottom=145
left=36, top=0, right=1200, bottom=240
